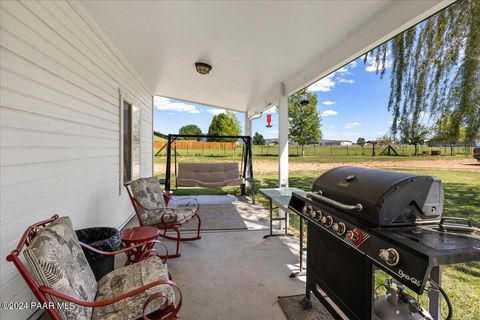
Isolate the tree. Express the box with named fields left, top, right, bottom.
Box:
left=207, top=111, right=241, bottom=142
left=178, top=124, right=202, bottom=140
left=367, top=0, right=480, bottom=144
left=357, top=137, right=366, bottom=155
left=288, top=89, right=322, bottom=156
left=432, top=112, right=466, bottom=155
left=401, top=123, right=430, bottom=156
left=377, top=134, right=394, bottom=146
left=253, top=132, right=266, bottom=145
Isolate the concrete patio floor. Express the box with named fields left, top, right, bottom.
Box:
left=41, top=195, right=307, bottom=320
left=166, top=229, right=306, bottom=320
left=131, top=195, right=308, bottom=320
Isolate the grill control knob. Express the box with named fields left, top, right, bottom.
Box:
left=346, top=230, right=359, bottom=242
left=320, top=216, right=327, bottom=224
left=346, top=228, right=364, bottom=245
left=315, top=210, right=323, bottom=220
left=379, top=248, right=400, bottom=266
left=306, top=206, right=313, bottom=215
left=302, top=206, right=307, bottom=214
left=325, top=216, right=334, bottom=228
left=332, top=222, right=346, bottom=235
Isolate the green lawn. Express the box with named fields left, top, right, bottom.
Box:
left=170, top=169, right=480, bottom=319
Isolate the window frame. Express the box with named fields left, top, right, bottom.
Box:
left=119, top=89, right=141, bottom=193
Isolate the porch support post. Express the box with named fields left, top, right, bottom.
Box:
left=278, top=84, right=289, bottom=188
left=244, top=113, right=252, bottom=137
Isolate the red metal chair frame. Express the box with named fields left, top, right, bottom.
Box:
left=125, top=182, right=201, bottom=259
left=6, top=215, right=182, bottom=320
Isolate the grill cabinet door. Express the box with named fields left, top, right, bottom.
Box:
left=307, top=223, right=373, bottom=319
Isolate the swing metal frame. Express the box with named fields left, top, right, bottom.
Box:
left=164, top=134, right=256, bottom=203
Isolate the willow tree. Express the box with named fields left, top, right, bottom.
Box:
left=367, top=0, right=480, bottom=144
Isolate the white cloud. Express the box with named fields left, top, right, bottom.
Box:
left=365, top=52, right=392, bottom=72
left=321, top=109, right=338, bottom=117
left=307, top=61, right=356, bottom=92
left=338, top=78, right=354, bottom=84
left=206, top=107, right=226, bottom=115
left=336, top=67, right=353, bottom=76
left=328, top=125, right=335, bottom=129
left=308, top=74, right=335, bottom=92
left=154, top=96, right=200, bottom=113
left=344, top=122, right=362, bottom=129
left=322, top=100, right=336, bottom=106
left=375, top=131, right=384, bottom=136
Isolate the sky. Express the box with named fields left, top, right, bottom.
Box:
left=153, top=54, right=398, bottom=142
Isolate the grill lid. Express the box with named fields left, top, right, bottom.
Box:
left=311, top=166, right=444, bottom=226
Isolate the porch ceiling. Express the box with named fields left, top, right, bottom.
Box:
left=81, top=0, right=453, bottom=114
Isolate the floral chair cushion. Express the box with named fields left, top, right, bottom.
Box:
left=130, top=177, right=197, bottom=226
left=142, top=204, right=197, bottom=226
left=24, top=217, right=97, bottom=320
left=130, top=177, right=166, bottom=210
left=92, top=256, right=174, bottom=320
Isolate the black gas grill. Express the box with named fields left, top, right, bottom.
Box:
left=288, top=166, right=480, bottom=320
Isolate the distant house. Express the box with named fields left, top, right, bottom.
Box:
left=319, top=139, right=353, bottom=146
left=266, top=138, right=279, bottom=145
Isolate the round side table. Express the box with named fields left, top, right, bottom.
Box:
left=121, top=226, right=160, bottom=265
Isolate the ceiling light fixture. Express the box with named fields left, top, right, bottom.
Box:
left=195, top=62, right=212, bottom=75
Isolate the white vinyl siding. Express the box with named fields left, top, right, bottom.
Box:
left=0, top=1, right=153, bottom=319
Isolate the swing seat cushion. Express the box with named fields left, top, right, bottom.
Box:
left=177, top=163, right=244, bottom=188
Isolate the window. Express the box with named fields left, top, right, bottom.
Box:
left=123, top=100, right=141, bottom=183
left=123, top=100, right=132, bottom=182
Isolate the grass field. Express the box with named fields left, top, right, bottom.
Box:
left=170, top=168, right=480, bottom=319
left=154, top=144, right=475, bottom=176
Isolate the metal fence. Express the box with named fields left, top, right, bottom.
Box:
left=154, top=142, right=475, bottom=158
left=253, top=144, right=475, bottom=157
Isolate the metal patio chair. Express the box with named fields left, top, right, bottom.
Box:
left=6, top=215, right=182, bottom=320
left=125, top=177, right=201, bottom=258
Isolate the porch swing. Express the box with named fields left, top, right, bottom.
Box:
left=164, top=134, right=256, bottom=203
